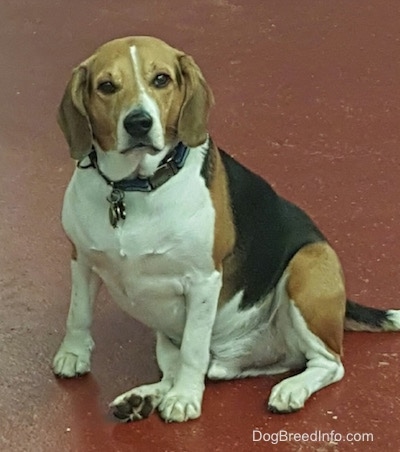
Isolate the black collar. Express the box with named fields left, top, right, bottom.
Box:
left=78, top=142, right=189, bottom=192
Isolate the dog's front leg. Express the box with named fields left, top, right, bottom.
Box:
left=53, top=258, right=100, bottom=377
left=158, top=270, right=222, bottom=422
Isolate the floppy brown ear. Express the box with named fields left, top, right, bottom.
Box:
left=58, top=65, right=92, bottom=160
left=177, top=55, right=214, bottom=147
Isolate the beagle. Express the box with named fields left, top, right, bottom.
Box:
left=53, top=36, right=400, bottom=423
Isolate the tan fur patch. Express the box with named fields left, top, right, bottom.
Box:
left=176, top=55, right=214, bottom=147
left=205, top=144, right=237, bottom=305
left=287, top=242, right=346, bottom=356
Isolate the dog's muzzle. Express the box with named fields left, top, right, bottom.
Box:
left=121, top=109, right=161, bottom=154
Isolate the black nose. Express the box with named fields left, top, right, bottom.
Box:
left=123, top=110, right=153, bottom=137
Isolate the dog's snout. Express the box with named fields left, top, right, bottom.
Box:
left=123, top=110, right=153, bottom=137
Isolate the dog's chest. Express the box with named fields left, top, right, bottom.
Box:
left=62, top=158, right=216, bottom=333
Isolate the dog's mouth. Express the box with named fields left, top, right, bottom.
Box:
left=120, top=143, right=161, bottom=155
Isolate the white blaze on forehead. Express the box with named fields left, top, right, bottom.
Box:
left=129, top=45, right=147, bottom=94
left=128, top=45, right=165, bottom=151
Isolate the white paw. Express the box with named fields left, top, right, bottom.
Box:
left=268, top=379, right=309, bottom=413
left=158, top=390, right=202, bottom=422
left=110, top=382, right=171, bottom=422
left=52, top=335, right=94, bottom=378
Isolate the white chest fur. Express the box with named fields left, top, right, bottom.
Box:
left=62, top=147, right=216, bottom=339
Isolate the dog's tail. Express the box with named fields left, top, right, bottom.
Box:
left=345, top=299, right=400, bottom=332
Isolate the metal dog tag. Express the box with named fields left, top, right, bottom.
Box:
left=107, top=188, right=126, bottom=228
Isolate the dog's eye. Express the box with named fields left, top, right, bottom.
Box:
left=152, top=73, right=171, bottom=88
left=97, top=81, right=117, bottom=95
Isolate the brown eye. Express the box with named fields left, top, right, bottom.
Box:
left=152, top=73, right=171, bottom=88
left=97, top=81, right=117, bottom=94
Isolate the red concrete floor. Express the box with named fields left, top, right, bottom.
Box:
left=1, top=1, right=400, bottom=451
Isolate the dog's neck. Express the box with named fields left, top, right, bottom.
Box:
left=91, top=143, right=173, bottom=181
left=80, top=141, right=191, bottom=192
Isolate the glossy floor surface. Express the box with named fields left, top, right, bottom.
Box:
left=1, top=1, right=400, bottom=451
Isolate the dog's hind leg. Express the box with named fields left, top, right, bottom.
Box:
left=110, top=331, right=179, bottom=421
left=268, top=349, right=344, bottom=413
left=267, top=308, right=345, bottom=413
left=268, top=242, right=346, bottom=413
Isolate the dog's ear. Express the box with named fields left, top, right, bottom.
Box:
left=58, top=64, right=92, bottom=160
left=177, top=54, right=214, bottom=148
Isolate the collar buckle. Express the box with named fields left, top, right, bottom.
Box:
left=149, top=160, right=178, bottom=190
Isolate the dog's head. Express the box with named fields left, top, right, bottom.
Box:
left=58, top=36, right=214, bottom=160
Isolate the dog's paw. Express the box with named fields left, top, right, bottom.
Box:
left=267, top=380, right=309, bottom=414
left=158, top=390, right=202, bottom=423
left=52, top=335, right=94, bottom=378
left=110, top=382, right=170, bottom=422
left=112, top=394, right=156, bottom=422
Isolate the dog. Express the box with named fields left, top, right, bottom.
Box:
left=53, top=36, right=400, bottom=423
